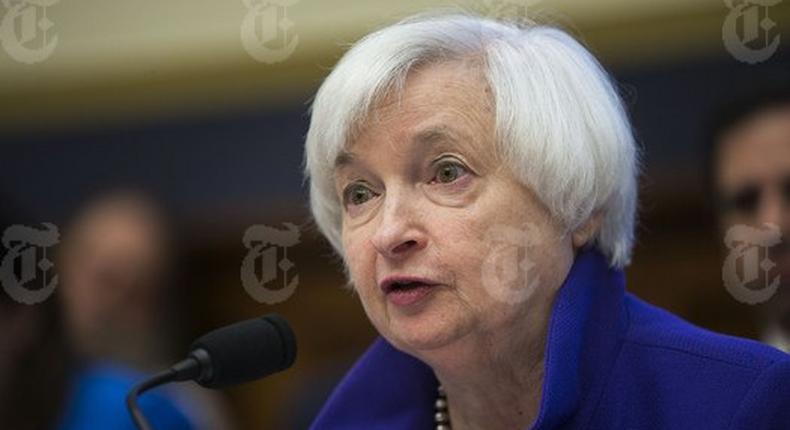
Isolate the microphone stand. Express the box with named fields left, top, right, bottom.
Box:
left=126, top=354, right=205, bottom=430
left=126, top=369, right=178, bottom=430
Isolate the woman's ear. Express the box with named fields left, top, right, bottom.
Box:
left=572, top=210, right=604, bottom=249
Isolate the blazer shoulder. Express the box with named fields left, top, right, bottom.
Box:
left=587, top=294, right=790, bottom=429
left=622, top=293, right=790, bottom=371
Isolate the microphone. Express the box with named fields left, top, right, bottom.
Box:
left=126, top=313, right=297, bottom=430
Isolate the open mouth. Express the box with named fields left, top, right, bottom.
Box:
left=387, top=281, right=429, bottom=293
left=379, top=276, right=441, bottom=306
left=382, top=278, right=439, bottom=294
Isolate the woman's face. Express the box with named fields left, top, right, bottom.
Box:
left=334, top=61, right=575, bottom=356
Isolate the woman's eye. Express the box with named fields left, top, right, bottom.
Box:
left=433, top=161, right=469, bottom=184
left=343, top=183, right=375, bottom=206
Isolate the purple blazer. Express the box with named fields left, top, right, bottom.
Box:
left=310, top=247, right=790, bottom=429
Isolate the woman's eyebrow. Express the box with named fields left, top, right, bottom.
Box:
left=333, top=125, right=470, bottom=174
left=413, top=125, right=485, bottom=163
left=412, top=126, right=461, bottom=149
left=334, top=151, right=355, bottom=169
left=334, top=126, right=460, bottom=168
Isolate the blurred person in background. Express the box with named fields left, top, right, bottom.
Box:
left=709, top=85, right=790, bottom=353
left=56, top=190, right=234, bottom=429
left=0, top=197, right=191, bottom=429
left=59, top=190, right=178, bottom=367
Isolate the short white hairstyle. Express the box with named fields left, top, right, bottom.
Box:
left=303, top=13, right=639, bottom=269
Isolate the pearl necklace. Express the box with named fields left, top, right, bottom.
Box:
left=434, top=385, right=452, bottom=430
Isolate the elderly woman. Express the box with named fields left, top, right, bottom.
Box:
left=303, top=13, right=790, bottom=430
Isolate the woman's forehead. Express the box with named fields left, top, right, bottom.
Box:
left=335, top=63, right=496, bottom=170
left=377, top=61, right=491, bottom=117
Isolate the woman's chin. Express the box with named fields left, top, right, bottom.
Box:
left=381, top=308, right=473, bottom=355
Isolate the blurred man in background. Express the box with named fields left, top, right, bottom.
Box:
left=709, top=85, right=790, bottom=353
left=0, top=195, right=193, bottom=430
left=59, top=191, right=177, bottom=367
left=57, top=190, right=235, bottom=429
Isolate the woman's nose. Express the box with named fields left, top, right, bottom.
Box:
left=370, top=191, right=428, bottom=260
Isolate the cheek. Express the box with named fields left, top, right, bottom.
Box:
left=342, top=229, right=376, bottom=290
left=434, top=216, right=544, bottom=331
left=450, top=196, right=569, bottom=304
left=432, top=214, right=492, bottom=291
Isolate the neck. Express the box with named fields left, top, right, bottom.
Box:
left=426, top=294, right=553, bottom=430
left=442, top=356, right=545, bottom=430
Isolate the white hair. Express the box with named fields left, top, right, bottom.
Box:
left=303, top=13, right=639, bottom=269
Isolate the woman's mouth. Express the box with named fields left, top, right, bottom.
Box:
left=380, top=277, right=441, bottom=306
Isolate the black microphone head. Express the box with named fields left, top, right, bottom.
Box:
left=189, top=313, right=296, bottom=388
